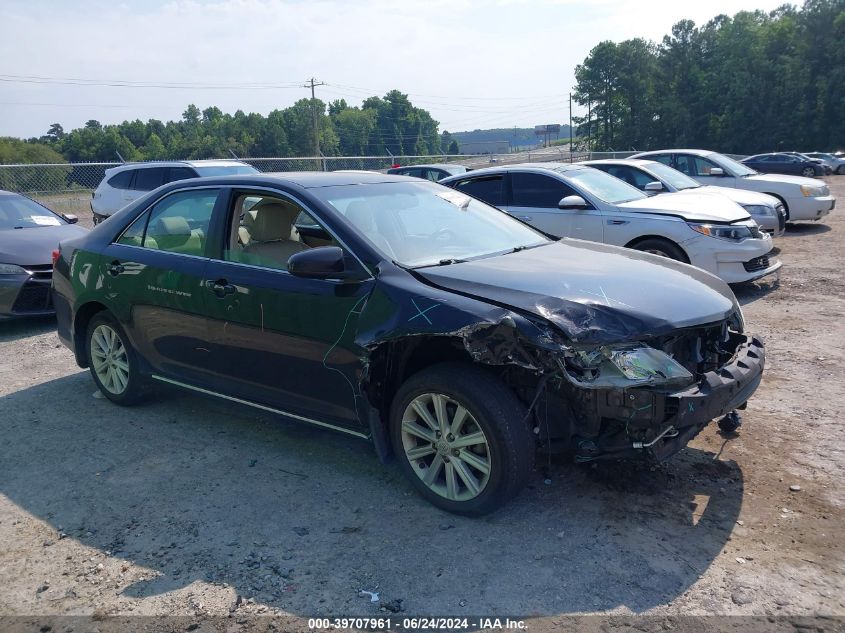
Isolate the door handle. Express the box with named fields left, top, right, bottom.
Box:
left=206, top=279, right=236, bottom=298
left=107, top=260, right=125, bottom=276
left=607, top=219, right=629, bottom=225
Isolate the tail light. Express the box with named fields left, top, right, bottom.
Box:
left=52, top=249, right=60, bottom=267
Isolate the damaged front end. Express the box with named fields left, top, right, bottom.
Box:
left=509, top=315, right=765, bottom=462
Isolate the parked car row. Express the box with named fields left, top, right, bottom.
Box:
left=0, top=146, right=835, bottom=515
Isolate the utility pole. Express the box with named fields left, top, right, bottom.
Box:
left=303, top=77, right=326, bottom=158
left=568, top=92, right=573, bottom=162
left=587, top=99, right=592, bottom=155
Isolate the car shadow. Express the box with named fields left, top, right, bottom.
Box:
left=0, top=374, right=742, bottom=616
left=783, top=223, right=830, bottom=236
left=0, top=316, right=57, bottom=343
left=731, top=275, right=780, bottom=305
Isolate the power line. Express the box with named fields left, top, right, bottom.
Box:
left=0, top=73, right=306, bottom=90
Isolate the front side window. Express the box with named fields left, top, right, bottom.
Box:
left=311, top=180, right=549, bottom=268
left=225, top=193, right=330, bottom=271
left=452, top=175, right=505, bottom=206
left=602, top=166, right=654, bottom=190
left=133, top=167, right=166, bottom=192
left=510, top=172, right=574, bottom=207
left=646, top=162, right=701, bottom=190
left=117, top=188, right=219, bottom=255
left=167, top=167, right=197, bottom=183
left=648, top=154, right=673, bottom=167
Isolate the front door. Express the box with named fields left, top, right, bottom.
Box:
left=202, top=189, right=374, bottom=430
left=504, top=172, right=604, bottom=241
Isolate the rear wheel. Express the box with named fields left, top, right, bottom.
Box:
left=630, top=238, right=687, bottom=262
left=801, top=167, right=816, bottom=178
left=390, top=363, right=534, bottom=515
left=86, top=312, right=146, bottom=405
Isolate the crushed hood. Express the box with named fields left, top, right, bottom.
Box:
left=620, top=191, right=750, bottom=223
left=0, top=225, right=88, bottom=266
left=417, top=240, right=737, bottom=345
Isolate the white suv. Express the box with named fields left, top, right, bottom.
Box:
left=90, top=160, right=258, bottom=223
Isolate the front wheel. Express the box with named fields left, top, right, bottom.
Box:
left=800, top=167, right=816, bottom=178
left=390, top=363, right=534, bottom=516
left=630, top=238, right=687, bottom=262
left=86, top=312, right=146, bottom=405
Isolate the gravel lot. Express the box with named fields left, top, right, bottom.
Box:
left=2, top=178, right=844, bottom=630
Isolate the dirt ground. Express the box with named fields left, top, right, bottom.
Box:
left=2, top=178, right=844, bottom=631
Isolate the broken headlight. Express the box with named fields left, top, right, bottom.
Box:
left=565, top=344, right=693, bottom=388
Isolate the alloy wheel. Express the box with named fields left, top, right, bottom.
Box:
left=90, top=324, right=130, bottom=394
left=400, top=393, right=491, bottom=502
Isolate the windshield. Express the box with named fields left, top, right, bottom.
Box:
left=562, top=167, right=647, bottom=204
left=310, top=181, right=550, bottom=268
left=646, top=162, right=701, bottom=190
left=194, top=165, right=258, bottom=177
left=0, top=195, right=64, bottom=229
left=712, top=153, right=758, bottom=177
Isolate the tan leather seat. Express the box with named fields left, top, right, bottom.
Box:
left=148, top=216, right=203, bottom=254
left=242, top=202, right=308, bottom=267
left=345, top=201, right=397, bottom=259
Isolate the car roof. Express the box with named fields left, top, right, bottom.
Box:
left=392, top=164, right=465, bottom=170
left=215, top=171, right=421, bottom=188
left=105, top=159, right=251, bottom=173
left=581, top=158, right=656, bottom=168
left=634, top=149, right=716, bottom=157
left=442, top=162, right=587, bottom=179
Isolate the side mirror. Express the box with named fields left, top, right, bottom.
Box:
left=558, top=195, right=589, bottom=209
left=62, top=214, right=78, bottom=224
left=644, top=181, right=664, bottom=192
left=288, top=246, right=361, bottom=281
left=708, top=168, right=724, bottom=176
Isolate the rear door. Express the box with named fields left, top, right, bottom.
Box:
left=102, top=186, right=221, bottom=384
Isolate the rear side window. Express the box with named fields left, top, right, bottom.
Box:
left=604, top=166, right=655, bottom=190
left=107, top=170, right=134, bottom=190
left=167, top=167, right=197, bottom=183
left=133, top=167, right=166, bottom=191
left=453, top=176, right=504, bottom=206
left=117, top=188, right=219, bottom=256
left=510, top=173, right=574, bottom=207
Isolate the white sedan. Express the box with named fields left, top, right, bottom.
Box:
left=583, top=158, right=786, bottom=235
left=631, top=149, right=835, bottom=221
left=440, top=163, right=781, bottom=284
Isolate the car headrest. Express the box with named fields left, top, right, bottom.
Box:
left=249, top=203, right=298, bottom=242
left=155, top=216, right=191, bottom=237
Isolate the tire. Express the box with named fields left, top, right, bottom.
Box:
left=837, top=165, right=845, bottom=175
left=630, top=238, right=687, bottom=262
left=389, top=363, right=534, bottom=516
left=85, top=312, right=146, bottom=405
left=801, top=167, right=816, bottom=178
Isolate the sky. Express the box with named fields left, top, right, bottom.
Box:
left=0, top=0, right=788, bottom=139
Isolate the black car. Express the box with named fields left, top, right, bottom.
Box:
left=0, top=191, right=87, bottom=318
left=741, top=153, right=823, bottom=178
left=52, top=172, right=765, bottom=515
